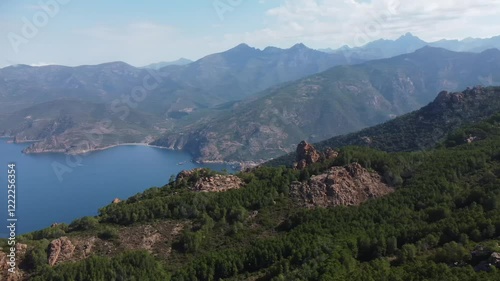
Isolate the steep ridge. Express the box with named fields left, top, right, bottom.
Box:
left=267, top=86, right=500, bottom=167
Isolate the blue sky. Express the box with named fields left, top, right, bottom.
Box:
left=1, top=0, right=500, bottom=67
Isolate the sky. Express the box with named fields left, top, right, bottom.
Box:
left=1, top=0, right=500, bottom=67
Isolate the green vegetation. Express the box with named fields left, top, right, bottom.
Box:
left=30, top=251, right=170, bottom=281
left=12, top=112, right=500, bottom=280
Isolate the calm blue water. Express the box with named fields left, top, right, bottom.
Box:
left=0, top=140, right=234, bottom=237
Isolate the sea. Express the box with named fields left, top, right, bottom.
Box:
left=0, top=140, right=234, bottom=237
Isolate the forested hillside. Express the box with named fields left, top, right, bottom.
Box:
left=3, top=110, right=500, bottom=280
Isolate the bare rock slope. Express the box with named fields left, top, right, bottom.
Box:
left=290, top=163, right=393, bottom=208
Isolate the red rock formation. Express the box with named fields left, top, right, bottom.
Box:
left=175, top=169, right=244, bottom=192
left=193, top=174, right=244, bottom=192
left=294, top=141, right=339, bottom=169
left=295, top=141, right=322, bottom=169
left=290, top=163, right=393, bottom=208
left=324, top=148, right=339, bottom=160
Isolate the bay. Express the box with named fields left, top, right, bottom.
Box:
left=0, top=140, right=234, bottom=237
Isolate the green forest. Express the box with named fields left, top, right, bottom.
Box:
left=5, top=113, right=500, bottom=280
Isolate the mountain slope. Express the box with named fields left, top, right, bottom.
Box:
left=0, top=62, right=149, bottom=113
left=267, top=86, right=500, bottom=167
left=0, top=99, right=171, bottom=153
left=152, top=48, right=500, bottom=163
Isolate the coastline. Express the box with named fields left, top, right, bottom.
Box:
left=22, top=142, right=174, bottom=156
left=20, top=141, right=254, bottom=171
left=77, top=143, right=174, bottom=154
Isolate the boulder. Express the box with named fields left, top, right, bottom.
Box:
left=490, top=252, right=500, bottom=267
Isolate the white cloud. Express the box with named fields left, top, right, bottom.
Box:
left=69, top=22, right=182, bottom=66
left=3, top=0, right=500, bottom=66
left=221, top=0, right=500, bottom=49
left=30, top=62, right=56, bottom=66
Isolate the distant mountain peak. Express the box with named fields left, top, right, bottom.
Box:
left=95, top=61, right=133, bottom=68
left=233, top=43, right=254, bottom=50
left=401, top=32, right=415, bottom=38
left=224, top=43, right=259, bottom=55
left=396, top=32, right=425, bottom=42
left=290, top=43, right=309, bottom=50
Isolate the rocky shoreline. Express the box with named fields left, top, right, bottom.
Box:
left=13, top=139, right=254, bottom=171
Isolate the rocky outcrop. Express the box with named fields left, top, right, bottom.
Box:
left=112, top=198, right=122, bottom=204
left=48, top=237, right=75, bottom=266
left=295, top=141, right=321, bottom=169
left=192, top=174, right=244, bottom=192
left=176, top=169, right=244, bottom=192
left=290, top=163, right=393, bottom=208
left=490, top=252, right=500, bottom=267
left=294, top=141, right=339, bottom=169
left=324, top=147, right=339, bottom=160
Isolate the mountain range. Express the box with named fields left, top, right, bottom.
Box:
left=1, top=35, right=500, bottom=164
left=152, top=47, right=500, bottom=163
left=0, top=43, right=360, bottom=153
left=322, top=33, right=500, bottom=61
